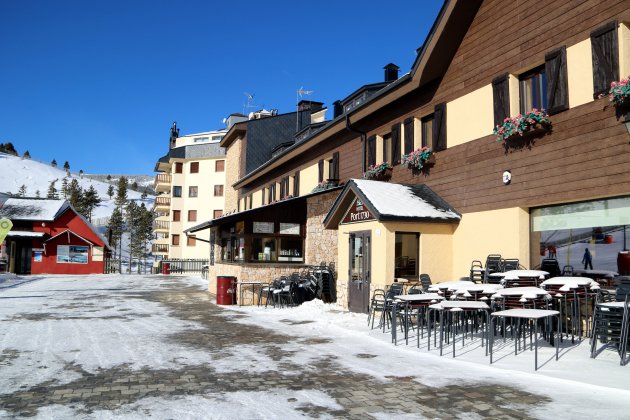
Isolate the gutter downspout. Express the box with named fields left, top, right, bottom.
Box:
left=345, top=114, right=367, bottom=174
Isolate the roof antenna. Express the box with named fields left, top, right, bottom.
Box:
left=296, top=87, right=314, bottom=132
left=243, top=92, right=256, bottom=115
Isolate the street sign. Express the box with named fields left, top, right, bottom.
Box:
left=0, top=218, right=12, bottom=243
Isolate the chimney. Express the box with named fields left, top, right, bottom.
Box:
left=297, top=100, right=324, bottom=112
left=169, top=121, right=179, bottom=149
left=384, top=63, right=399, bottom=82
left=333, top=100, right=343, bottom=118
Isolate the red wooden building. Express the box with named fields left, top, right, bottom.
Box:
left=0, top=197, right=111, bottom=275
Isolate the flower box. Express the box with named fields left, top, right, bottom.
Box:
left=311, top=179, right=339, bottom=193
left=362, top=162, right=392, bottom=181
left=600, top=75, right=630, bottom=120
left=401, top=146, right=434, bottom=172
left=493, top=109, right=551, bottom=148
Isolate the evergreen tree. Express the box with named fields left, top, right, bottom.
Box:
left=17, top=185, right=27, bottom=197
left=23, top=150, right=31, bottom=159
left=131, top=181, right=138, bottom=191
left=47, top=179, right=59, bottom=199
left=0, top=142, right=18, bottom=156
left=106, top=174, right=112, bottom=181
left=67, top=179, right=84, bottom=213
left=107, top=185, right=115, bottom=200
left=81, top=185, right=101, bottom=222
left=141, top=188, right=148, bottom=199
left=115, top=176, right=128, bottom=208
left=63, top=161, right=70, bottom=171
left=79, top=169, right=84, bottom=178
left=61, top=177, right=69, bottom=199
left=35, top=190, right=41, bottom=198
left=51, top=159, right=57, bottom=168
left=108, top=207, right=125, bottom=263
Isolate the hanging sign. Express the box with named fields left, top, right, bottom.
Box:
left=0, top=218, right=12, bottom=243
left=341, top=198, right=375, bottom=225
left=253, top=222, right=274, bottom=234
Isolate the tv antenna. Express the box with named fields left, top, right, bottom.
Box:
left=296, top=87, right=314, bottom=131
left=243, top=92, right=257, bottom=115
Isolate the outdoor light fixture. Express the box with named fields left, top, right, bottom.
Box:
left=502, top=170, right=512, bottom=185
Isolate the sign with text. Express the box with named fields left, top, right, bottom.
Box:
left=0, top=218, right=13, bottom=244
left=279, top=223, right=300, bottom=235
left=341, top=198, right=375, bottom=225
left=253, top=221, right=274, bottom=234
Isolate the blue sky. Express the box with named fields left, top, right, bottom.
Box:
left=0, top=0, right=444, bottom=175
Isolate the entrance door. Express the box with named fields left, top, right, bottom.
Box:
left=348, top=231, right=371, bottom=313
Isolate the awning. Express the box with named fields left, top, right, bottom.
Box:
left=6, top=231, right=46, bottom=238
left=323, top=179, right=461, bottom=229
left=186, top=185, right=344, bottom=234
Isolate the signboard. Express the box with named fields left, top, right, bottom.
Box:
left=279, top=223, right=300, bottom=235
left=57, top=245, right=89, bottom=264
left=0, top=218, right=13, bottom=244
left=33, top=251, right=42, bottom=262
left=341, top=198, right=375, bottom=225
left=253, top=222, right=274, bottom=234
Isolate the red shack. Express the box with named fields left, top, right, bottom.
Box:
left=0, top=197, right=111, bottom=275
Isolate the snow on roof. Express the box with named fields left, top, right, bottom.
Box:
left=6, top=231, right=45, bottom=238
left=353, top=179, right=461, bottom=221
left=0, top=198, right=69, bottom=221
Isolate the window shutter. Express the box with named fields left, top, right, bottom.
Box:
left=591, top=21, right=619, bottom=98
left=391, top=124, right=401, bottom=164
left=279, top=178, right=285, bottom=199
left=492, top=74, right=510, bottom=126
left=332, top=152, right=340, bottom=180
left=545, top=46, right=569, bottom=115
left=403, top=118, right=414, bottom=155
left=293, top=171, right=300, bottom=196
left=432, top=103, right=447, bottom=152
left=367, top=135, right=376, bottom=167
left=317, top=159, right=324, bottom=182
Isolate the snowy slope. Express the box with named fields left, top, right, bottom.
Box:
left=0, top=152, right=153, bottom=221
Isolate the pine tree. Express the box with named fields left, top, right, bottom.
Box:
left=51, top=159, right=57, bottom=168
left=47, top=179, right=59, bottom=199
left=79, top=169, right=84, bottom=178
left=61, top=177, right=69, bottom=199
left=81, top=185, right=101, bottom=222
left=108, top=207, right=125, bottom=262
left=131, top=181, right=138, bottom=191
left=68, top=179, right=84, bottom=213
left=141, top=188, right=148, bottom=199
left=23, top=150, right=31, bottom=159
left=106, top=174, right=112, bottom=181
left=107, top=185, right=115, bottom=200
left=115, top=176, right=128, bottom=208
left=35, top=190, right=41, bottom=198
left=63, top=161, right=70, bottom=171
left=17, top=185, right=27, bottom=197
left=0, top=142, right=18, bottom=156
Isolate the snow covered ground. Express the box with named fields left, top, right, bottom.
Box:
left=0, top=274, right=629, bottom=419
left=0, top=152, right=152, bottom=220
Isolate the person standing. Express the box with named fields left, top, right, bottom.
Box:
left=582, top=248, right=593, bottom=270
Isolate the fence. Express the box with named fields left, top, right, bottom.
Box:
left=104, top=258, right=119, bottom=274
left=157, top=259, right=208, bottom=274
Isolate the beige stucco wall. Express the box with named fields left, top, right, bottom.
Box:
left=567, top=39, right=594, bottom=108
left=300, top=162, right=319, bottom=195
left=446, top=84, right=494, bottom=146
left=452, top=207, right=530, bottom=277
left=224, top=137, right=242, bottom=213
left=375, top=135, right=383, bottom=163
left=508, top=74, right=520, bottom=117
left=336, top=219, right=456, bottom=309
left=414, top=118, right=422, bottom=149
left=620, top=23, right=630, bottom=79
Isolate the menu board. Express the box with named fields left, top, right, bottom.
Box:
left=253, top=222, right=274, bottom=234
left=279, top=223, right=300, bottom=235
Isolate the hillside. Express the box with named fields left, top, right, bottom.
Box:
left=0, top=152, right=153, bottom=224
left=83, top=174, right=155, bottom=195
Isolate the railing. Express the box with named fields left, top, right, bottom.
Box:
left=92, top=216, right=110, bottom=227
left=104, top=258, right=120, bottom=274
left=158, top=259, right=208, bottom=274
left=154, top=196, right=171, bottom=207
left=154, top=173, right=171, bottom=185
left=153, top=220, right=170, bottom=230
left=152, top=243, right=169, bottom=253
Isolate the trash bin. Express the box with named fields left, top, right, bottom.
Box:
left=162, top=263, right=171, bottom=275
left=217, top=276, right=237, bottom=305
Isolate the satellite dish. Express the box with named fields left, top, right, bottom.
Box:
left=222, top=117, right=227, bottom=125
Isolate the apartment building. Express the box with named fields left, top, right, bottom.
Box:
left=189, top=0, right=630, bottom=312
left=153, top=122, right=233, bottom=260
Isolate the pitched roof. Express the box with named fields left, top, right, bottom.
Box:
left=323, top=179, right=461, bottom=228
left=0, top=198, right=69, bottom=221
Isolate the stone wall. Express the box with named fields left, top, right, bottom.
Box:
left=305, top=191, right=339, bottom=267
left=224, top=137, right=242, bottom=214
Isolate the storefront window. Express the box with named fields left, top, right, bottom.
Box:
left=531, top=196, right=630, bottom=272
left=395, top=232, right=419, bottom=280
left=219, top=221, right=304, bottom=264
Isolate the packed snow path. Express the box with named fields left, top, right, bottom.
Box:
left=0, top=275, right=628, bottom=419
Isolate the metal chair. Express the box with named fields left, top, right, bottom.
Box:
left=469, top=260, right=484, bottom=283
left=419, top=273, right=432, bottom=292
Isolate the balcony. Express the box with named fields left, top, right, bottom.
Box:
left=153, top=220, right=170, bottom=232
left=152, top=243, right=169, bottom=254
left=154, top=173, right=172, bottom=193
left=154, top=196, right=171, bottom=211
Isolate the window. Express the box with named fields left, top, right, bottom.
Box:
left=214, top=185, right=224, bottom=197
left=175, top=162, right=183, bottom=174
left=591, top=22, right=619, bottom=98
left=215, top=160, right=225, bottom=172
left=194, top=137, right=209, bottom=143
left=190, top=162, right=199, bottom=173
left=395, top=232, right=419, bottom=279
left=382, top=134, right=391, bottom=164
left=421, top=115, right=433, bottom=148
left=56, top=245, right=88, bottom=264
left=189, top=186, right=198, bottom=197
left=173, top=186, right=182, bottom=197
left=293, top=171, right=300, bottom=197
left=213, top=209, right=223, bottom=219
left=211, top=134, right=223, bottom=141
left=187, top=235, right=196, bottom=246
left=329, top=152, right=339, bottom=181
left=171, top=234, right=180, bottom=246
left=172, top=210, right=181, bottom=222
left=519, top=65, right=547, bottom=114
left=391, top=124, right=401, bottom=165
left=188, top=210, right=197, bottom=222
left=403, top=118, right=415, bottom=155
